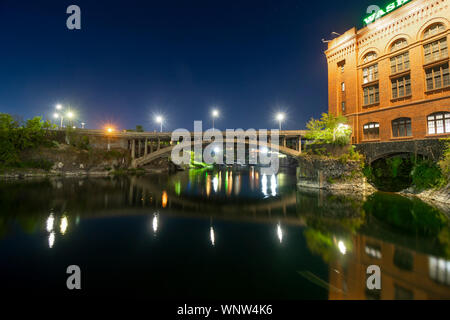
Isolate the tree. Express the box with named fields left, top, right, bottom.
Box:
left=305, top=113, right=352, bottom=146
left=135, top=125, right=144, bottom=132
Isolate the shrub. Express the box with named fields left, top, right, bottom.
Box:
left=439, top=138, right=450, bottom=181
left=305, top=113, right=352, bottom=146
left=411, top=160, right=444, bottom=190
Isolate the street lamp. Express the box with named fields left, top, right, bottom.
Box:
left=53, top=112, right=63, bottom=128
left=81, top=122, right=85, bottom=129
left=66, top=111, right=74, bottom=128
left=155, top=115, right=163, bottom=132
left=212, top=109, right=219, bottom=130
left=276, top=113, right=285, bottom=131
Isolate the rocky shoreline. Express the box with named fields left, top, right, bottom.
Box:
left=296, top=154, right=450, bottom=213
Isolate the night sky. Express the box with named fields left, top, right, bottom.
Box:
left=0, top=0, right=376, bottom=131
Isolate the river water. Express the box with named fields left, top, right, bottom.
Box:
left=0, top=167, right=449, bottom=300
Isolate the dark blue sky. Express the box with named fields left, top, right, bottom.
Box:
left=0, top=0, right=375, bottom=131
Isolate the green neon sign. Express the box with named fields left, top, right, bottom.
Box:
left=364, top=0, right=411, bottom=25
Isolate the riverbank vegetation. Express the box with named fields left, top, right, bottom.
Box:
left=0, top=113, right=56, bottom=169
left=0, top=113, right=130, bottom=174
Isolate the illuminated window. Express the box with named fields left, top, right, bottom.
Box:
left=341, top=101, right=346, bottom=113
left=424, top=23, right=446, bottom=39
left=391, top=75, right=411, bottom=99
left=363, top=52, right=377, bottom=63
left=363, top=85, right=379, bottom=105
left=429, top=256, right=450, bottom=286
left=427, top=112, right=450, bottom=135
left=390, top=39, right=408, bottom=52
left=425, top=63, right=449, bottom=91
left=363, top=123, right=380, bottom=140
left=363, top=64, right=378, bottom=83
left=424, top=38, right=448, bottom=64
left=392, top=118, right=412, bottom=137
left=390, top=52, right=410, bottom=73
left=341, top=82, right=345, bottom=91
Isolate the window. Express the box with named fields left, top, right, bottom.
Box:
left=363, top=85, right=379, bottom=105
left=341, top=102, right=346, bottom=113
left=394, top=248, right=414, bottom=271
left=363, top=123, right=379, bottom=140
left=363, top=64, right=378, bottom=83
left=424, top=38, right=448, bottom=64
left=365, top=245, right=382, bottom=259
left=391, top=39, right=408, bottom=52
left=424, top=23, right=445, bottom=39
left=392, top=75, right=411, bottom=99
left=363, top=52, right=377, bottom=63
left=394, top=285, right=414, bottom=300
left=425, top=63, right=449, bottom=91
left=337, top=60, right=345, bottom=73
left=429, top=256, right=450, bottom=286
left=390, top=52, right=410, bottom=73
left=341, top=82, right=345, bottom=91
left=392, top=118, right=412, bottom=137
left=427, top=112, right=450, bottom=135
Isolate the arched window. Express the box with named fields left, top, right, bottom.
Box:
left=363, top=122, right=380, bottom=140
left=424, top=23, right=446, bottom=39
left=392, top=118, right=412, bottom=137
left=427, top=112, right=450, bottom=135
left=390, top=39, right=408, bottom=52
left=363, top=51, right=377, bottom=63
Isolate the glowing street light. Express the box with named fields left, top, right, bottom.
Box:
left=277, top=223, right=283, bottom=243
left=212, top=109, right=219, bottom=129
left=56, top=104, right=62, bottom=110
left=155, top=115, right=164, bottom=132
left=210, top=226, right=215, bottom=246
left=276, top=113, right=285, bottom=131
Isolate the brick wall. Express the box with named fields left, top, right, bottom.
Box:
left=325, top=0, right=450, bottom=143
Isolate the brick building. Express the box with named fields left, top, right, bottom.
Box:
left=325, top=0, right=450, bottom=143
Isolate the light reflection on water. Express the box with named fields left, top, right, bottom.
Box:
left=0, top=167, right=449, bottom=300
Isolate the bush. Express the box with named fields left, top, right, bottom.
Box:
left=305, top=113, right=352, bottom=146
left=411, top=160, right=444, bottom=190
left=0, top=114, right=55, bottom=167
left=439, top=138, right=450, bottom=181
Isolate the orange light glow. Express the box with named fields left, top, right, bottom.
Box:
left=162, top=191, right=168, bottom=208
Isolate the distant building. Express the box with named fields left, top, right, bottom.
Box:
left=325, top=0, right=450, bottom=143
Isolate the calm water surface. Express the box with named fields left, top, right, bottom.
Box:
left=1, top=167, right=449, bottom=300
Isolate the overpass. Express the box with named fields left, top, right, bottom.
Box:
left=68, top=129, right=308, bottom=168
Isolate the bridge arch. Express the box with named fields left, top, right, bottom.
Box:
left=132, top=139, right=301, bottom=168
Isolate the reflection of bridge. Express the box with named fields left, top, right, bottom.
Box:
left=129, top=176, right=301, bottom=222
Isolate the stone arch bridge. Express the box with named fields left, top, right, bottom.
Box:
left=355, top=139, right=446, bottom=164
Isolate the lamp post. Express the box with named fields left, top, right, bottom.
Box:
left=212, top=109, right=219, bottom=130
left=54, top=104, right=64, bottom=128
left=276, top=113, right=285, bottom=131
left=155, top=116, right=163, bottom=133
left=67, top=111, right=74, bottom=128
